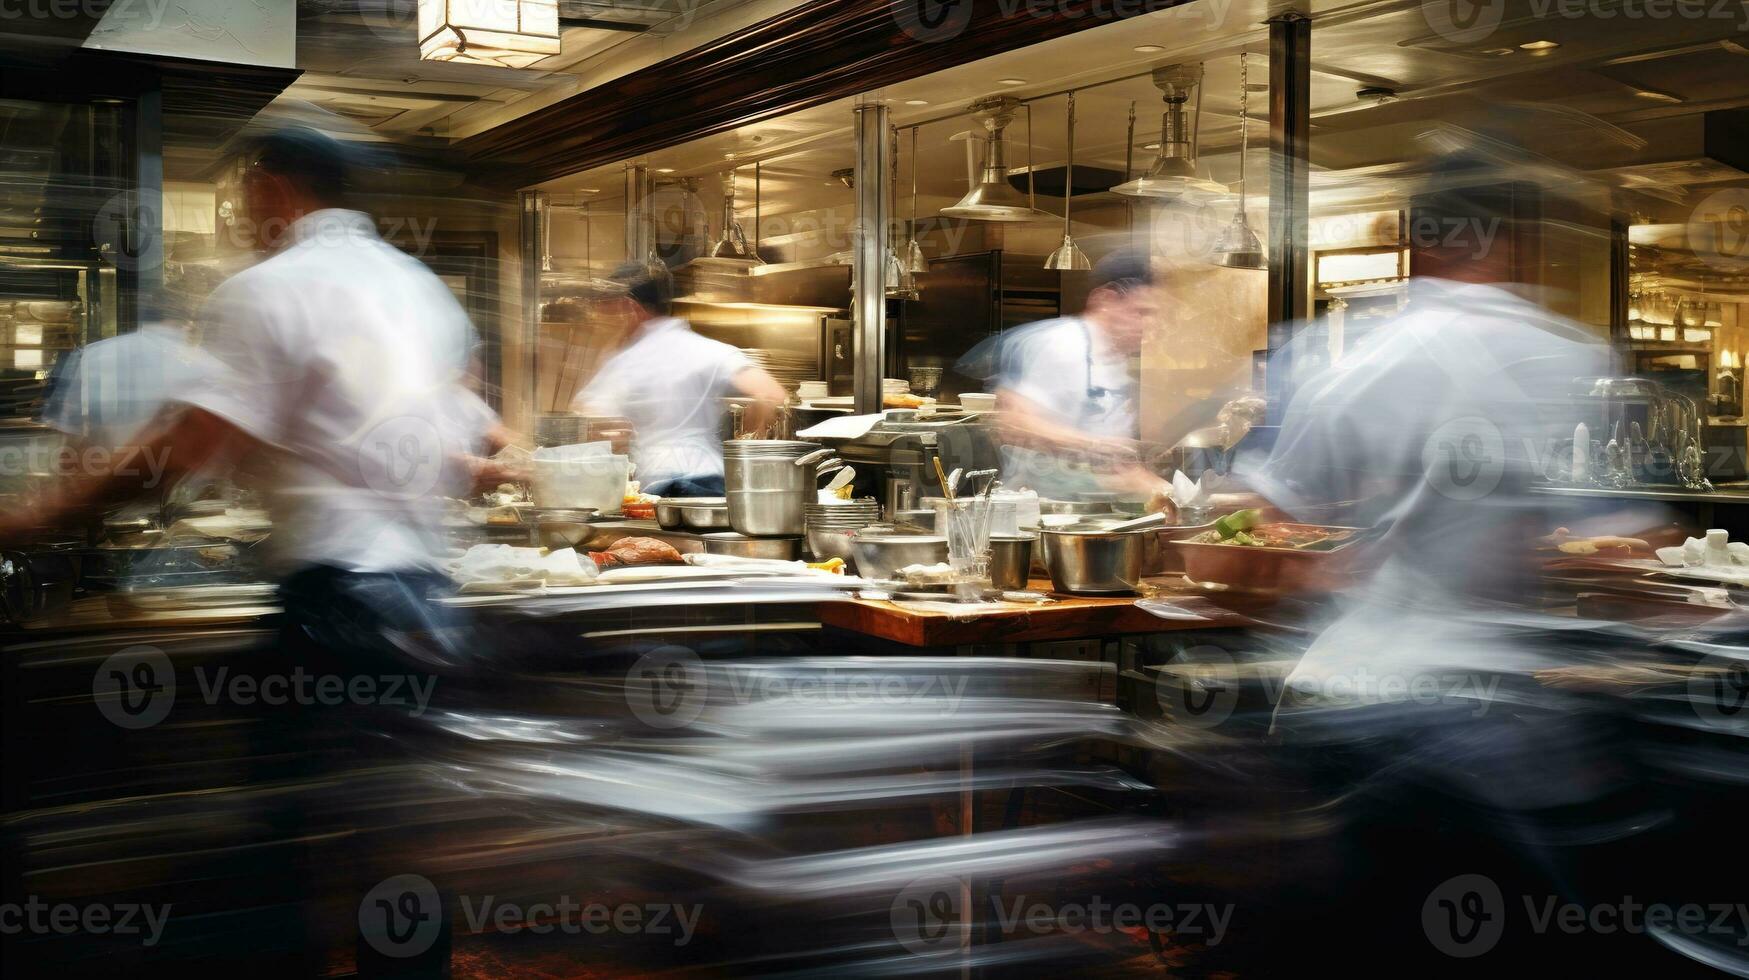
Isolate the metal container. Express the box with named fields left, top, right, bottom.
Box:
left=725, top=455, right=813, bottom=493
left=1171, top=524, right=1364, bottom=594
left=655, top=498, right=687, bottom=530
left=1038, top=527, right=1149, bottom=595
left=728, top=488, right=807, bottom=536
left=701, top=532, right=803, bottom=560
left=677, top=498, right=730, bottom=531
left=532, top=508, right=600, bottom=550
left=807, top=526, right=860, bottom=566
left=1039, top=498, right=1115, bottom=516
left=849, top=533, right=949, bottom=582
left=987, top=533, right=1036, bottom=591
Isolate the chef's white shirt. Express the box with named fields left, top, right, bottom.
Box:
left=177, top=209, right=477, bottom=575
left=995, top=316, right=1139, bottom=495
left=573, top=317, right=752, bottom=488
left=44, top=322, right=221, bottom=447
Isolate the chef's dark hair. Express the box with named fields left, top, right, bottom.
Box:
left=609, top=261, right=674, bottom=316
left=1089, top=246, right=1157, bottom=295
left=247, top=126, right=354, bottom=206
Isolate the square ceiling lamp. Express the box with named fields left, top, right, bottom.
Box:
left=419, top=0, right=561, bottom=69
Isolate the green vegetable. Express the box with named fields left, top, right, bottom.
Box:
left=1213, top=509, right=1262, bottom=540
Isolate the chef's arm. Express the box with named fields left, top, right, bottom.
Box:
left=0, top=406, right=250, bottom=540
left=731, top=365, right=787, bottom=437
left=995, top=387, right=1138, bottom=461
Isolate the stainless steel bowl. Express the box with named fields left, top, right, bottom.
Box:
left=728, top=488, right=807, bottom=536
left=677, top=498, right=730, bottom=531
left=807, top=527, right=861, bottom=566
left=531, top=508, right=600, bottom=550
left=987, top=533, right=1036, bottom=591
left=1038, top=527, right=1148, bottom=595
left=849, top=534, right=949, bottom=582
left=701, top=532, right=802, bottom=560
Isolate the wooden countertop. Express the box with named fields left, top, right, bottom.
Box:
left=818, top=578, right=1263, bottom=647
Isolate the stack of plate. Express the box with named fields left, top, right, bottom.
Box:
left=743, top=348, right=819, bottom=391
left=805, top=498, right=882, bottom=565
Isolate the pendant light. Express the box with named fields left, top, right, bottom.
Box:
left=751, top=160, right=766, bottom=268
left=1113, top=64, right=1227, bottom=200
left=941, top=96, right=1050, bottom=221
left=903, top=127, right=928, bottom=274
left=1210, top=52, right=1266, bottom=271
left=1045, top=92, right=1092, bottom=271
left=887, top=127, right=918, bottom=298
left=709, top=168, right=753, bottom=259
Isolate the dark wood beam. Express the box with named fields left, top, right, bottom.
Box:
left=461, top=0, right=1187, bottom=187
left=1266, top=10, right=1310, bottom=424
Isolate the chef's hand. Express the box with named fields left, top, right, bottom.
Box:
left=461, top=454, right=529, bottom=493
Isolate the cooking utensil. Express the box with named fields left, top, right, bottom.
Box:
left=727, top=488, right=807, bottom=536
left=1038, top=526, right=1149, bottom=595
left=988, top=533, right=1036, bottom=591
left=824, top=466, right=856, bottom=495
left=849, top=533, right=949, bottom=582
left=794, top=447, right=834, bottom=468
left=701, top=532, right=803, bottom=560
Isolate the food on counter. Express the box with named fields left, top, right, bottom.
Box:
left=883, top=393, right=927, bottom=409
left=808, top=557, right=846, bottom=574
left=588, top=536, right=684, bottom=568
left=1189, top=513, right=1356, bottom=552
left=1540, top=527, right=1651, bottom=555
left=898, top=562, right=958, bottom=585
left=449, top=544, right=599, bottom=587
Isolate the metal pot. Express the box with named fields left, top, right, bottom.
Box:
left=1039, top=498, right=1116, bottom=516
left=987, top=533, right=1036, bottom=591
left=725, top=455, right=813, bottom=493
left=655, top=498, right=687, bottom=530
left=1038, top=527, right=1148, bottom=595
left=701, top=532, right=802, bottom=560
left=849, top=533, right=949, bottom=582
left=727, top=488, right=807, bottom=536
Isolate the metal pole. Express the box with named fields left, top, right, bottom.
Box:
left=1266, top=12, right=1311, bottom=424
left=852, top=102, right=891, bottom=416
left=519, top=191, right=547, bottom=423
left=623, top=162, right=651, bottom=265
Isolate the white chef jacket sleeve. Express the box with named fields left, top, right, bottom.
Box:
left=999, top=322, right=1075, bottom=412
left=175, top=276, right=303, bottom=449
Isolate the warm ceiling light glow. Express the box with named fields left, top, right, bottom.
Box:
left=905, top=99, right=930, bottom=105
left=418, top=0, right=561, bottom=68
left=997, top=78, right=1027, bottom=86
left=656, top=168, right=676, bottom=173
left=1134, top=44, right=1164, bottom=53
left=1519, top=39, right=1561, bottom=51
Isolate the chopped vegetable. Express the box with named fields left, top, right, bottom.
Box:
left=1213, top=509, right=1262, bottom=540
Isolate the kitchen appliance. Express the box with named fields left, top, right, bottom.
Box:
left=1112, top=63, right=1227, bottom=200
left=828, top=416, right=1001, bottom=515
left=941, top=97, right=1049, bottom=222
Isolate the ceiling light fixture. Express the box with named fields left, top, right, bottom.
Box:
left=904, top=126, right=928, bottom=274
left=905, top=99, right=930, bottom=106
left=941, top=96, right=1050, bottom=222
left=1519, top=39, right=1561, bottom=52
left=1112, top=63, right=1227, bottom=200
left=1045, top=91, right=1092, bottom=272
left=418, top=0, right=560, bottom=68
left=1209, top=52, right=1265, bottom=271
left=1134, top=44, right=1164, bottom=53
left=998, top=78, right=1028, bottom=86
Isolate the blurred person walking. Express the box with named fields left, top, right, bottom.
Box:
left=572, top=261, right=785, bottom=497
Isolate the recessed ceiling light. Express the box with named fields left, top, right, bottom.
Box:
left=905, top=99, right=930, bottom=106
left=724, top=153, right=737, bottom=159
left=1519, top=40, right=1560, bottom=51
left=656, top=167, right=676, bottom=174
left=1634, top=88, right=1682, bottom=103
left=997, top=78, right=1027, bottom=86
left=1134, top=44, right=1164, bottom=53
left=1144, top=142, right=1161, bottom=150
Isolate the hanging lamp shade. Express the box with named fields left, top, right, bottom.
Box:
left=1044, top=92, right=1092, bottom=271
left=1112, top=64, right=1227, bottom=200
left=418, top=0, right=561, bottom=69
left=941, top=97, right=1050, bottom=222
left=1207, top=52, right=1267, bottom=271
